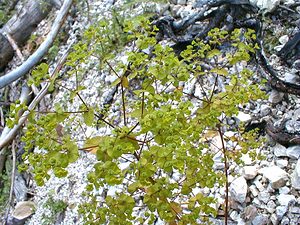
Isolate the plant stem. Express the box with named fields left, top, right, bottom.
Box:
left=217, top=124, right=228, bottom=225
left=141, top=92, right=145, bottom=118
left=121, top=85, right=126, bottom=126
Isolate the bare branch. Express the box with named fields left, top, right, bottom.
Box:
left=0, top=40, right=74, bottom=151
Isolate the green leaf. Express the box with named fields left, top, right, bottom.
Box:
left=111, top=78, right=121, bottom=86
left=210, top=68, right=228, bottom=76
left=83, top=108, right=94, bottom=126
left=128, top=181, right=141, bottom=193
left=207, top=49, right=221, bottom=58
left=84, top=136, right=102, bottom=148
left=121, top=76, right=129, bottom=88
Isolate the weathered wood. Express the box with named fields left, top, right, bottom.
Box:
left=0, top=0, right=53, bottom=70
left=0, top=0, right=73, bottom=89
left=266, top=121, right=300, bottom=146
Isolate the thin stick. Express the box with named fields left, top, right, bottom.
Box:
left=127, top=122, right=139, bottom=136
left=4, top=33, right=24, bottom=61
left=121, top=85, right=126, bottom=126
left=8, top=140, right=16, bottom=205
left=141, top=92, right=145, bottom=118
left=209, top=74, right=219, bottom=103
left=105, top=60, right=120, bottom=78
left=217, top=124, right=228, bottom=225
left=5, top=140, right=17, bottom=222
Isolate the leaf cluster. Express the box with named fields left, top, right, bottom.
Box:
left=21, top=14, right=266, bottom=224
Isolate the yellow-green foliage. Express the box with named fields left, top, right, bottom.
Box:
left=21, top=14, right=266, bottom=224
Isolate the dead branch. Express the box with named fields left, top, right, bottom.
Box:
left=0, top=40, right=74, bottom=151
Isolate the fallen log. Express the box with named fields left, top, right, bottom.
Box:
left=0, top=0, right=54, bottom=71
left=0, top=0, right=73, bottom=89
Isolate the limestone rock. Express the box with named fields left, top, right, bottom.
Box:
left=236, top=111, right=252, bottom=122
left=251, top=214, right=269, bottom=225
left=177, top=0, right=186, bottom=5
left=277, top=194, right=296, bottom=206
left=250, top=0, right=280, bottom=12
left=281, top=216, right=290, bottom=225
left=272, top=144, right=287, bottom=157
left=285, top=72, right=299, bottom=83
left=291, top=159, right=300, bottom=190
left=268, top=90, right=284, bottom=104
left=243, top=166, right=258, bottom=180
left=229, top=176, right=248, bottom=203
left=286, top=145, right=300, bottom=159
left=279, top=35, right=289, bottom=45
left=278, top=186, right=290, bottom=194
left=253, top=178, right=264, bottom=191
left=12, top=201, right=36, bottom=220
left=276, top=205, right=288, bottom=220
left=260, top=166, right=288, bottom=189
left=249, top=185, right=259, bottom=197
left=258, top=191, right=270, bottom=204
left=260, top=104, right=271, bottom=116
left=241, top=205, right=257, bottom=222
left=276, top=159, right=288, bottom=168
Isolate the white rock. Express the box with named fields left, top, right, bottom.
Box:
left=250, top=0, right=280, bottom=12
left=229, top=210, right=239, bottom=221
left=276, top=159, right=288, bottom=168
left=229, top=176, right=248, bottom=203
left=254, top=199, right=262, bottom=208
left=279, top=186, right=290, bottom=194
left=286, top=145, right=300, bottom=159
left=293, top=59, right=300, bottom=70
left=258, top=191, right=270, bottom=204
left=260, top=166, right=289, bottom=189
left=268, top=90, right=284, bottom=104
left=272, top=143, right=287, bottom=157
left=260, top=104, right=271, bottom=116
left=276, top=205, right=288, bottom=220
left=249, top=185, right=259, bottom=197
left=285, top=72, right=299, bottom=83
left=253, top=179, right=265, bottom=192
left=291, top=159, right=300, bottom=190
left=277, top=194, right=296, bottom=206
left=241, top=154, right=253, bottom=165
left=251, top=214, right=269, bottom=225
left=179, top=5, right=193, bottom=18
left=291, top=206, right=300, bottom=214
left=177, top=0, right=186, bottom=5
left=270, top=213, right=279, bottom=225
left=281, top=216, right=290, bottom=225
left=274, top=45, right=284, bottom=52
left=242, top=205, right=257, bottom=222
left=284, top=0, right=296, bottom=5
left=171, top=5, right=182, bottom=17
left=236, top=111, right=252, bottom=122
left=266, top=200, right=276, bottom=213
left=213, top=151, right=224, bottom=170
left=279, top=35, right=289, bottom=45
left=243, top=166, right=258, bottom=180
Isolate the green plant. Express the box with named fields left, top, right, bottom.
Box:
left=20, top=14, right=266, bottom=224
left=0, top=0, right=14, bottom=26
left=0, top=173, right=10, bottom=212
left=42, top=196, right=68, bottom=225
